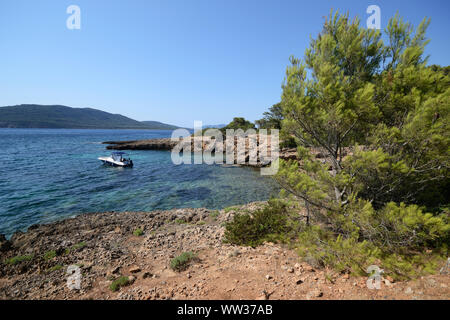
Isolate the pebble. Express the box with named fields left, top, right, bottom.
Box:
left=129, top=266, right=141, bottom=273
left=128, top=276, right=136, bottom=284
left=306, top=289, right=323, bottom=300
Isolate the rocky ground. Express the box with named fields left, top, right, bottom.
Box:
left=0, top=202, right=449, bottom=300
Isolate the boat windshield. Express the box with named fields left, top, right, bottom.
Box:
left=111, top=152, right=127, bottom=162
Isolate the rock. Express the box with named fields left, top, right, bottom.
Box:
left=295, top=278, right=305, bottom=285
left=306, top=289, right=323, bottom=300
left=142, top=272, right=152, bottom=279
left=265, top=274, right=272, bottom=280
left=107, top=266, right=120, bottom=276
left=186, top=213, right=194, bottom=222
left=425, top=278, right=437, bottom=288
left=294, top=263, right=301, bottom=269
left=287, top=268, right=294, bottom=273
left=0, top=234, right=11, bottom=252
left=439, top=258, right=450, bottom=275
left=303, top=264, right=315, bottom=272
left=229, top=250, right=241, bottom=258
left=257, top=290, right=273, bottom=300
left=55, top=247, right=66, bottom=256
left=129, top=266, right=141, bottom=273
left=385, top=275, right=394, bottom=283
left=405, top=287, right=413, bottom=294
left=128, top=276, right=136, bottom=284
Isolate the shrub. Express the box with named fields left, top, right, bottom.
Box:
left=4, top=254, right=34, bottom=265
left=296, top=225, right=379, bottom=275
left=133, top=228, right=144, bottom=236
left=280, top=136, right=297, bottom=149
left=224, top=200, right=298, bottom=247
left=224, top=206, right=237, bottom=213
left=72, top=241, right=86, bottom=250
left=109, top=276, right=130, bottom=292
left=295, top=200, right=449, bottom=280
left=352, top=201, right=450, bottom=250
left=48, top=265, right=63, bottom=272
left=170, top=252, right=197, bottom=271
left=43, top=250, right=57, bottom=260
left=210, top=210, right=220, bottom=219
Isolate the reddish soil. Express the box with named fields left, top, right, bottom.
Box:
left=0, top=203, right=448, bottom=300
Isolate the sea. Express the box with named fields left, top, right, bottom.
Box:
left=0, top=128, right=280, bottom=238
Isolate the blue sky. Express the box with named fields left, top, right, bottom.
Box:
left=0, top=0, right=449, bottom=127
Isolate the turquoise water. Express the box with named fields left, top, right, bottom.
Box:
left=0, top=129, right=279, bottom=238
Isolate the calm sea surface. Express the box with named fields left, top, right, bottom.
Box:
left=0, top=128, right=279, bottom=238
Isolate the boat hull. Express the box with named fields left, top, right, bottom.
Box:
left=98, top=157, right=133, bottom=168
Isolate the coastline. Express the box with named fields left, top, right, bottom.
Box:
left=1, top=202, right=448, bottom=300
left=103, top=136, right=300, bottom=167
left=0, top=128, right=280, bottom=238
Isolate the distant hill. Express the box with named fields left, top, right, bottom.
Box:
left=0, top=104, right=182, bottom=130
left=141, top=121, right=180, bottom=130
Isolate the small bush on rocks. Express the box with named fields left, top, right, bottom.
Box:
left=48, top=265, right=63, bottom=273
left=4, top=254, right=34, bottom=265
left=72, top=241, right=86, bottom=250
left=133, top=228, right=144, bottom=236
left=43, top=250, right=56, bottom=260
left=224, top=207, right=237, bottom=213
left=210, top=211, right=220, bottom=219
left=170, top=252, right=197, bottom=271
left=109, top=276, right=130, bottom=292
left=224, top=199, right=298, bottom=247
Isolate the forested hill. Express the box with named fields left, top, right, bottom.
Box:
left=141, top=121, right=180, bottom=130
left=0, top=105, right=181, bottom=129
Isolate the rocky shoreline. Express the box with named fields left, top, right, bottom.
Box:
left=1, top=203, right=449, bottom=300
left=103, top=138, right=179, bottom=151
left=103, top=136, right=299, bottom=166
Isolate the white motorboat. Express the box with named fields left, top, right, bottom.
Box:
left=98, top=152, right=133, bottom=167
